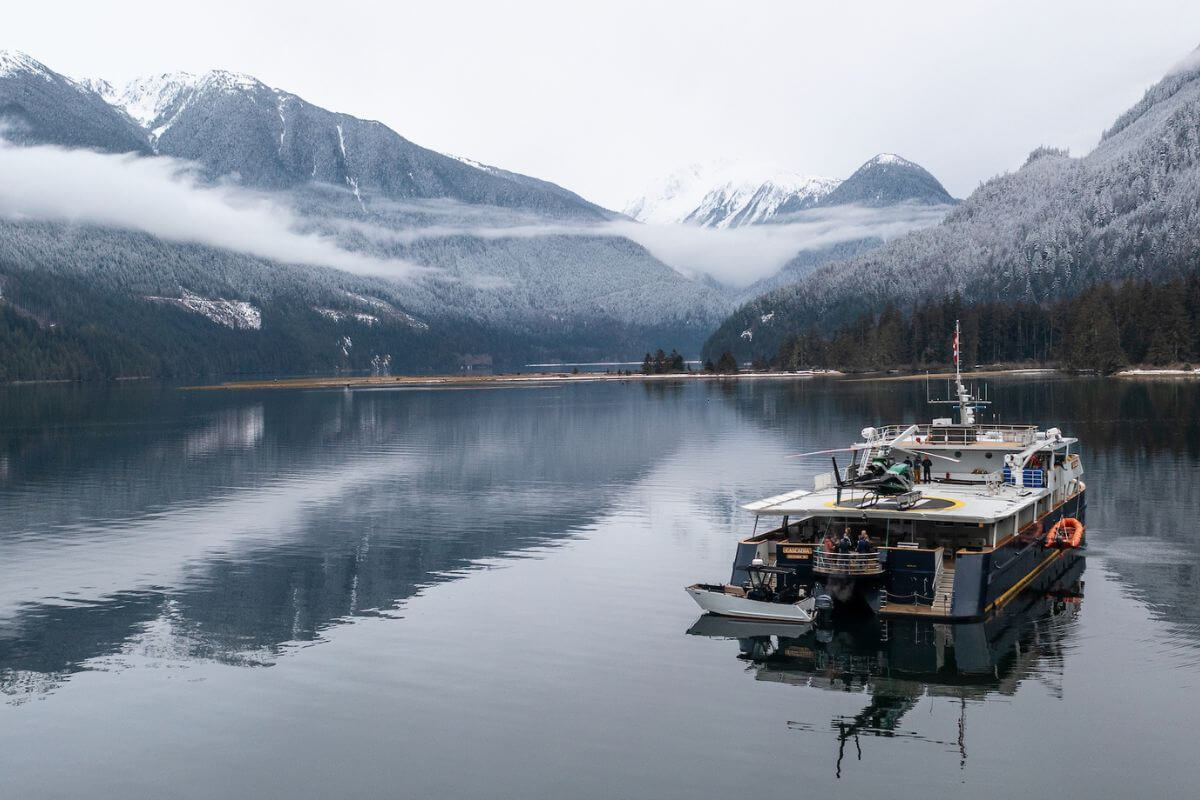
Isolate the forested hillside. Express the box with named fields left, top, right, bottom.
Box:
left=769, top=272, right=1200, bottom=374
left=0, top=52, right=732, bottom=379
left=705, top=55, right=1200, bottom=364
left=0, top=216, right=715, bottom=380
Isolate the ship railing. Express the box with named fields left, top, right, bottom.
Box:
left=876, top=423, right=1037, bottom=446
left=813, top=551, right=884, bottom=576
left=1001, top=467, right=1046, bottom=488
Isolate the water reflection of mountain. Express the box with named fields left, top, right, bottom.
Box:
left=0, top=382, right=690, bottom=699
left=688, top=553, right=1085, bottom=777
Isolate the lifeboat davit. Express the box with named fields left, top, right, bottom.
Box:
left=1045, top=517, right=1084, bottom=548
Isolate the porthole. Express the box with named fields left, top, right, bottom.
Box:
left=985, top=452, right=993, bottom=459
left=954, top=451, right=962, bottom=459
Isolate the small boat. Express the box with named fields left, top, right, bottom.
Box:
left=686, top=562, right=816, bottom=623
left=1045, top=517, right=1085, bottom=548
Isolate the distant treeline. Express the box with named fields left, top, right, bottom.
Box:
left=771, top=272, right=1200, bottom=374
left=641, top=348, right=686, bottom=374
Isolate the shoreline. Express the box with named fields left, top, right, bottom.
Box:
left=849, top=368, right=1061, bottom=383
left=180, top=366, right=1084, bottom=392
left=1114, top=368, right=1200, bottom=377
left=180, top=370, right=842, bottom=391
left=8, top=365, right=1192, bottom=392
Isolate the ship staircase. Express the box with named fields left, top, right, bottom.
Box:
left=933, top=564, right=955, bottom=615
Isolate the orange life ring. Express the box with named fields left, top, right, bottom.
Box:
left=1046, top=517, right=1084, bottom=548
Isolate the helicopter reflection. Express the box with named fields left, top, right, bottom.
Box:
left=688, top=552, right=1084, bottom=778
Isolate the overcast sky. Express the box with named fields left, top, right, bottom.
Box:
left=7, top=1, right=1200, bottom=210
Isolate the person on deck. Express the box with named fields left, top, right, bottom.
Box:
left=904, top=456, right=915, bottom=482
left=921, top=456, right=933, bottom=483
left=838, top=531, right=853, bottom=553
left=856, top=531, right=872, bottom=553
left=823, top=533, right=836, bottom=552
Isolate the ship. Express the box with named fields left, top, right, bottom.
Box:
left=687, top=321, right=1086, bottom=622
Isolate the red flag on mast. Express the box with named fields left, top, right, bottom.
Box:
left=953, top=324, right=959, bottom=367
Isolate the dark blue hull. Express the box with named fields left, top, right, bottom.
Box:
left=951, top=489, right=1087, bottom=619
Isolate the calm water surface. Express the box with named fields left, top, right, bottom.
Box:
left=1, top=377, right=1198, bottom=799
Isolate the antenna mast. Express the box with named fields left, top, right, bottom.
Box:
left=928, top=318, right=988, bottom=425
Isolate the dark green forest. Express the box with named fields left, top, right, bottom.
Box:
left=770, top=271, right=1200, bottom=374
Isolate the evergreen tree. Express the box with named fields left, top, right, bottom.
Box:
left=1064, top=289, right=1125, bottom=372
left=716, top=351, right=739, bottom=374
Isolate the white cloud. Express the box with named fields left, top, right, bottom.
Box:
left=333, top=201, right=951, bottom=288
left=0, top=139, right=432, bottom=280
left=1166, top=47, right=1200, bottom=76
left=603, top=205, right=951, bottom=287
left=0, top=138, right=948, bottom=290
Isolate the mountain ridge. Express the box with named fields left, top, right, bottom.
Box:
left=816, top=153, right=956, bottom=208
left=624, top=153, right=956, bottom=229
left=623, top=162, right=839, bottom=228
left=0, top=50, right=733, bottom=377
left=701, top=54, right=1200, bottom=364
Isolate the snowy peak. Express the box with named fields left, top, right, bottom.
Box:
left=110, top=72, right=204, bottom=129
left=0, top=49, right=55, bottom=80
left=7, top=51, right=610, bottom=217
left=624, top=162, right=839, bottom=228
left=867, top=152, right=915, bottom=168
left=75, top=77, right=116, bottom=98
left=0, top=51, right=151, bottom=154
left=624, top=152, right=956, bottom=226
left=102, top=71, right=272, bottom=136
left=65, top=61, right=612, bottom=217
left=818, top=152, right=955, bottom=207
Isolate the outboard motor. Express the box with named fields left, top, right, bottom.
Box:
left=813, top=593, right=835, bottom=625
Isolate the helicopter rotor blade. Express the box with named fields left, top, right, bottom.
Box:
left=785, top=446, right=860, bottom=459
left=895, top=446, right=960, bottom=463
left=881, top=424, right=921, bottom=451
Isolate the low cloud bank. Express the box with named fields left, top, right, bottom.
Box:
left=1168, top=47, right=1200, bottom=76
left=0, top=138, right=948, bottom=291
left=607, top=204, right=950, bottom=287
left=0, top=139, right=431, bottom=280
left=339, top=201, right=951, bottom=288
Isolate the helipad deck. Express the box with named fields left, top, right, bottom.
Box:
left=743, top=481, right=1048, bottom=525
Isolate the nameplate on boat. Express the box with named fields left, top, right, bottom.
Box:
left=780, top=545, right=813, bottom=559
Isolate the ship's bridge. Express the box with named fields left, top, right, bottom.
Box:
left=876, top=422, right=1042, bottom=448
left=868, top=421, right=1078, bottom=485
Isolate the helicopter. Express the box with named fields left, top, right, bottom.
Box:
left=788, top=425, right=959, bottom=507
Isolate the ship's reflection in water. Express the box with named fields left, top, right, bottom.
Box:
left=689, top=553, right=1085, bottom=778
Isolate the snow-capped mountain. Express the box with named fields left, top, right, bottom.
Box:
left=98, top=70, right=241, bottom=140
left=83, top=68, right=616, bottom=218
left=1, top=52, right=616, bottom=220
left=0, top=50, right=149, bottom=154
left=625, top=154, right=955, bottom=228
left=702, top=54, right=1200, bottom=364
left=0, top=50, right=734, bottom=376
left=818, top=153, right=955, bottom=207
left=623, top=162, right=839, bottom=228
